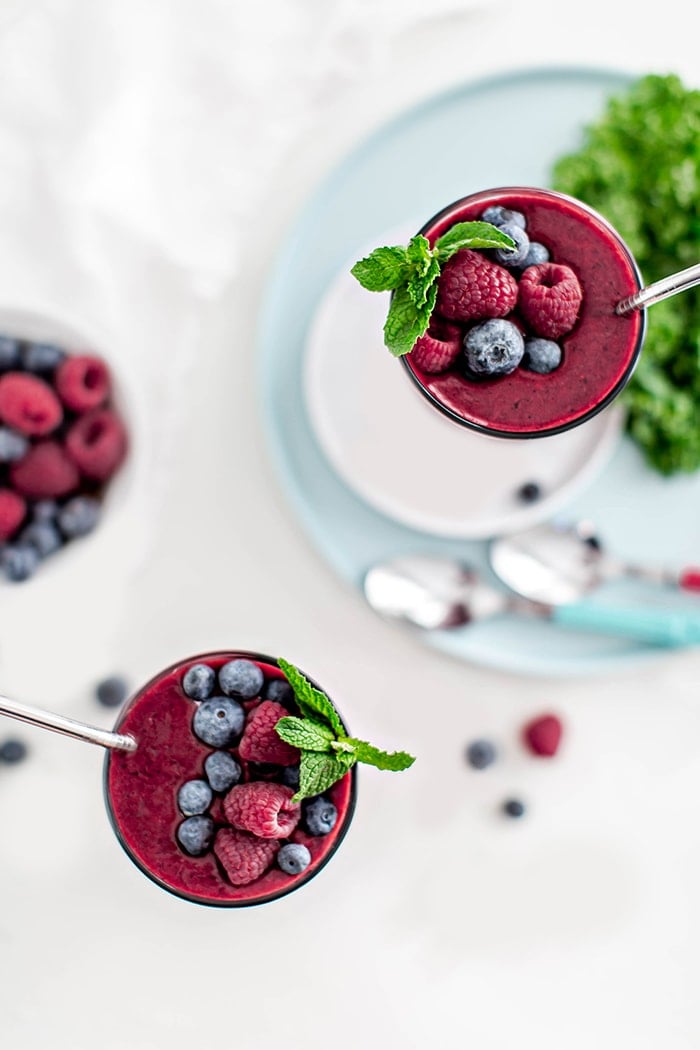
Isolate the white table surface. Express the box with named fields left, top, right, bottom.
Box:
left=1, top=2, right=700, bottom=1048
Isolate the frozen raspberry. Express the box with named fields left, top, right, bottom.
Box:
left=224, top=782, right=301, bottom=839
left=436, top=249, right=518, bottom=323
left=522, top=713, right=563, bottom=757
left=10, top=441, right=80, bottom=499
left=214, top=827, right=279, bottom=886
left=55, top=355, right=111, bottom=413
left=409, top=321, right=462, bottom=374
left=518, top=263, right=582, bottom=339
left=65, top=408, right=127, bottom=482
left=238, top=700, right=300, bottom=765
left=0, top=489, right=27, bottom=541
left=0, top=373, right=63, bottom=437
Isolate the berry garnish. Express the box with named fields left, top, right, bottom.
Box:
left=177, top=779, right=214, bottom=816
left=0, top=738, right=28, bottom=763
left=463, top=318, right=524, bottom=377
left=192, top=696, right=245, bottom=748
left=213, top=827, right=278, bottom=886
left=0, top=372, right=63, bottom=436
left=204, top=751, right=242, bottom=793
left=502, top=798, right=526, bottom=819
left=10, top=441, right=80, bottom=499
left=0, top=427, right=28, bottom=463
left=0, top=544, right=39, bottom=582
left=409, top=321, right=462, bottom=375
left=223, top=782, right=301, bottom=839
left=20, top=520, right=63, bottom=558
left=21, top=342, right=66, bottom=374
left=182, top=663, right=216, bottom=701
left=55, top=355, right=110, bottom=412
left=238, top=700, right=301, bottom=766
left=262, top=677, right=294, bottom=706
left=218, top=658, right=264, bottom=699
left=436, top=249, right=518, bottom=323
left=277, top=843, right=311, bottom=875
left=492, top=222, right=530, bottom=267
left=177, top=815, right=215, bottom=856
left=466, top=739, right=497, bottom=770
left=65, top=408, right=127, bottom=482
left=522, top=713, right=563, bottom=757
left=95, top=675, right=129, bottom=708
left=518, top=262, right=582, bottom=339
left=0, top=489, right=27, bottom=541
left=57, top=496, right=101, bottom=538
left=522, top=337, right=562, bottom=374
left=0, top=337, right=20, bottom=371
left=481, top=205, right=526, bottom=229
left=303, top=795, right=338, bottom=836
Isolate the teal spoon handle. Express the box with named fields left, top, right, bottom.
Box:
left=552, top=601, right=700, bottom=647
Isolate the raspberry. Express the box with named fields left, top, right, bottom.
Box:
left=409, top=321, right=462, bottom=374
left=10, top=441, right=80, bottom=499
left=65, top=408, right=127, bottom=482
left=0, top=372, right=63, bottom=437
left=518, top=263, right=582, bottom=339
left=436, top=249, right=518, bottom=323
left=224, top=782, right=300, bottom=839
left=55, top=355, right=111, bottom=413
left=522, top=713, right=563, bottom=757
left=0, top=489, right=27, bottom=541
left=238, top=700, right=300, bottom=765
left=214, top=827, right=278, bottom=886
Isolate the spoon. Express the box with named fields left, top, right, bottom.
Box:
left=364, top=555, right=700, bottom=646
left=0, top=693, right=136, bottom=751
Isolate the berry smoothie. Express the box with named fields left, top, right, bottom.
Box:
left=104, top=652, right=357, bottom=907
left=402, top=187, right=645, bottom=437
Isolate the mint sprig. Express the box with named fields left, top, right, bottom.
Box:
left=351, top=221, right=515, bottom=357
left=275, top=659, right=416, bottom=801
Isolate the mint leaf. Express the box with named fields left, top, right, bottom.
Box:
left=339, top=737, right=415, bottom=771
left=406, top=235, right=433, bottom=277
left=350, top=246, right=409, bottom=291
left=435, top=221, right=516, bottom=261
left=407, top=255, right=440, bottom=308
left=383, top=283, right=437, bottom=357
left=275, top=716, right=334, bottom=752
left=294, top=750, right=357, bottom=802
left=277, top=658, right=345, bottom=737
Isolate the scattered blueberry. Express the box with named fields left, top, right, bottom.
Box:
left=21, top=342, right=66, bottom=373
left=177, top=778, right=213, bottom=816
left=21, top=521, right=63, bottom=558
left=263, top=677, right=294, bottom=706
left=464, top=319, right=524, bottom=377
left=192, top=696, right=245, bottom=747
left=176, top=815, right=214, bottom=856
left=502, top=798, right=526, bottom=819
left=492, top=222, right=530, bottom=267
left=303, top=795, right=337, bottom=836
left=277, top=843, right=311, bottom=875
left=516, top=481, right=542, bottom=504
left=466, top=739, right=497, bottom=770
left=95, top=675, right=129, bottom=708
left=518, top=241, right=550, bottom=269
left=481, top=206, right=526, bottom=230
left=32, top=500, right=59, bottom=523
left=0, top=738, right=28, bottom=764
left=218, top=658, right=264, bottom=699
left=1, top=544, right=40, bottom=582
left=523, top=337, right=562, bottom=375
left=584, top=533, right=602, bottom=552
left=182, top=663, right=216, bottom=701
left=0, top=336, right=20, bottom=371
left=204, top=750, right=242, bottom=793
left=57, top=496, right=101, bottom=538
left=0, top=427, right=29, bottom=463
left=280, top=765, right=300, bottom=790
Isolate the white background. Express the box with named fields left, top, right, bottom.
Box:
left=1, top=1, right=700, bottom=1048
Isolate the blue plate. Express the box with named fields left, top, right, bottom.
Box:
left=258, top=66, right=700, bottom=677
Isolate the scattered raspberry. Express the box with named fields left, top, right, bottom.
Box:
left=522, top=713, right=563, bottom=757
left=0, top=489, right=27, bottom=541
left=0, top=373, right=63, bottom=437
left=238, top=700, right=300, bottom=765
left=10, top=441, right=80, bottom=499
left=55, top=355, right=111, bottom=413
left=409, top=321, right=462, bottom=374
left=436, top=249, right=518, bottom=323
left=517, top=263, right=582, bottom=339
left=224, top=782, right=301, bottom=839
left=214, top=827, right=278, bottom=886
left=65, top=408, right=127, bottom=482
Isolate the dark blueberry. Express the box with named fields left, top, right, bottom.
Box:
left=0, top=427, right=29, bottom=463
left=95, top=675, right=129, bottom=708
left=518, top=241, right=550, bottom=270
left=502, top=798, right=526, bottom=819
left=182, top=663, right=216, bottom=701
left=1, top=544, right=40, bottom=582
left=263, top=677, right=294, bottom=706
left=176, top=815, right=214, bottom=856
left=57, top=496, right=101, bottom=538
left=177, top=778, right=213, bottom=816
left=277, top=843, right=311, bottom=875
left=464, top=319, right=524, bottom=377
left=0, top=738, right=28, bottom=763
left=21, top=342, right=66, bottom=373
left=492, top=222, right=530, bottom=267
left=522, top=337, right=562, bottom=375
left=303, top=795, right=338, bottom=836
left=0, top=336, right=20, bottom=371
left=192, top=696, right=245, bottom=747
left=466, top=739, right=497, bottom=770
left=584, top=534, right=602, bottom=552
left=218, top=658, right=264, bottom=699
left=204, top=750, right=242, bottom=793
left=32, top=500, right=59, bottom=523
left=481, top=205, right=526, bottom=230
left=516, top=481, right=542, bottom=504
left=21, top=521, right=63, bottom=559
left=280, top=765, right=300, bottom=790
left=247, top=762, right=283, bottom=779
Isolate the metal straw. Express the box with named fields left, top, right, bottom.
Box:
left=616, top=262, right=700, bottom=314
left=0, top=693, right=137, bottom=752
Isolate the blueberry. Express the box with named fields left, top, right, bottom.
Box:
left=277, top=843, right=311, bottom=875
left=584, top=534, right=602, bottom=552
left=0, top=738, right=28, bottom=763
left=303, top=796, right=338, bottom=836
left=32, top=500, right=59, bottom=523
left=204, top=750, right=241, bottom=793
left=464, top=319, right=524, bottom=377
left=502, top=798, right=526, bottom=819
left=523, top=338, right=562, bottom=375
left=192, top=696, right=245, bottom=747
left=182, top=663, right=216, bottom=701
left=218, top=658, right=264, bottom=699
left=263, top=677, right=294, bottom=706
left=95, top=675, right=129, bottom=708
left=21, top=521, right=63, bottom=558
left=492, top=222, right=530, bottom=267
left=177, top=778, right=213, bottom=816
left=0, top=427, right=29, bottom=463
left=516, top=481, right=542, bottom=504
left=280, top=765, right=300, bottom=790
left=518, top=241, right=550, bottom=270
left=247, top=762, right=283, bottom=779
left=466, top=739, right=497, bottom=770
left=1, top=544, right=40, bottom=582
left=0, top=336, right=20, bottom=370
left=21, top=342, right=66, bottom=373
left=481, top=205, right=526, bottom=230
left=176, top=815, right=214, bottom=856
left=57, top=496, right=101, bottom=538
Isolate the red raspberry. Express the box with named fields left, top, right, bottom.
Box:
left=224, top=782, right=300, bottom=839
left=0, top=489, right=27, bottom=541
left=409, top=321, right=462, bottom=375
left=214, top=827, right=278, bottom=886
left=518, top=263, right=582, bottom=339
left=65, top=408, right=127, bottom=482
left=522, top=713, right=563, bottom=757
left=0, top=372, right=63, bottom=437
left=436, top=249, right=518, bottom=323
left=55, top=355, right=111, bottom=413
left=238, top=700, right=300, bottom=765
left=10, top=441, right=80, bottom=499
